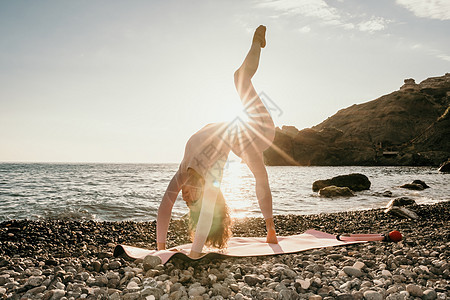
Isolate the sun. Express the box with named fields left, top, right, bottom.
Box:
left=218, top=101, right=250, bottom=123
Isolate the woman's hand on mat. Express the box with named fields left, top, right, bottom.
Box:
left=157, top=242, right=166, bottom=251
left=188, top=250, right=205, bottom=259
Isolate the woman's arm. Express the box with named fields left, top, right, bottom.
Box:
left=189, top=161, right=225, bottom=258
left=156, top=170, right=183, bottom=250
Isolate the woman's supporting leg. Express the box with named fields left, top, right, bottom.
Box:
left=244, top=152, right=277, bottom=244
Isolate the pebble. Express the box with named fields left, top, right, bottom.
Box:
left=279, top=288, right=299, bottom=299
left=29, top=286, right=46, bottom=294
left=363, top=290, right=383, bottom=300
left=386, top=294, right=407, bottom=300
left=188, top=284, right=206, bottom=297
left=126, top=281, right=140, bottom=291
left=26, top=275, right=44, bottom=287
left=339, top=293, right=355, bottom=300
left=284, top=268, right=297, bottom=278
left=92, top=261, right=101, bottom=273
left=296, top=278, right=311, bottom=290
left=123, top=292, right=140, bottom=300
left=243, top=274, right=260, bottom=286
left=406, top=284, right=423, bottom=297
left=0, top=202, right=448, bottom=300
left=353, top=261, right=365, bottom=270
left=343, top=266, right=363, bottom=277
left=50, top=289, right=66, bottom=300
left=423, top=289, right=437, bottom=300
left=328, top=254, right=343, bottom=260
left=143, top=255, right=162, bottom=271
left=109, top=260, right=121, bottom=269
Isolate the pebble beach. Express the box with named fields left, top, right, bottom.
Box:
left=0, top=201, right=448, bottom=300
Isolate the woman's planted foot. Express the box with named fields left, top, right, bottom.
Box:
left=265, top=218, right=278, bottom=244
left=266, top=228, right=278, bottom=244
left=253, top=25, right=266, bottom=48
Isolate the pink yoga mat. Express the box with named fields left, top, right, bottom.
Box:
left=114, top=229, right=366, bottom=264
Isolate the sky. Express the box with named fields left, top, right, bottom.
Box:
left=1, top=0, right=449, bottom=163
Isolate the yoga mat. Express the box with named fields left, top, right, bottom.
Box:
left=114, top=229, right=366, bottom=264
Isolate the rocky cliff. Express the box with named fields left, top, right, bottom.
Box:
left=263, top=73, right=450, bottom=166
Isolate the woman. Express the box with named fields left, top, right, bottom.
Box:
left=157, top=25, right=278, bottom=258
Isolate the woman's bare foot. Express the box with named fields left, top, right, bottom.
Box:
left=265, top=218, right=278, bottom=244
left=266, top=228, right=278, bottom=244
left=253, top=25, right=266, bottom=48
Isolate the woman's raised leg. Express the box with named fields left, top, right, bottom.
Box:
left=233, top=26, right=275, bottom=156
left=233, top=25, right=277, bottom=244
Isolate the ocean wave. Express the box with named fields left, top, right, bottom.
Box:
left=123, top=191, right=150, bottom=199
left=38, top=208, right=96, bottom=221
left=1, top=163, right=448, bottom=221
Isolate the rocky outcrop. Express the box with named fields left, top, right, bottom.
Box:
left=264, top=73, right=450, bottom=166
left=406, top=106, right=450, bottom=165
left=400, top=78, right=419, bottom=92
left=439, top=159, right=450, bottom=172
left=318, top=186, right=355, bottom=197
left=312, top=173, right=371, bottom=192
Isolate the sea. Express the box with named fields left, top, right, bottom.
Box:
left=0, top=162, right=448, bottom=222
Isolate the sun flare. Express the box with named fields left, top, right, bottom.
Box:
left=221, top=157, right=254, bottom=219
left=218, top=101, right=250, bottom=123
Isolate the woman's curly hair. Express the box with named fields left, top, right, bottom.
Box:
left=181, top=168, right=232, bottom=249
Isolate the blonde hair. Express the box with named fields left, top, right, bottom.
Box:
left=182, top=168, right=232, bottom=249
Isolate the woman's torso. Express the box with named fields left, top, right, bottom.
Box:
left=179, top=122, right=233, bottom=179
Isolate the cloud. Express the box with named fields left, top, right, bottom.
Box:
left=396, top=0, right=450, bottom=20
left=437, top=54, right=450, bottom=62
left=255, top=0, right=392, bottom=33
left=299, top=25, right=311, bottom=33
left=342, top=23, right=355, bottom=30
left=410, top=43, right=450, bottom=62
left=358, top=17, right=391, bottom=33
left=256, top=0, right=342, bottom=24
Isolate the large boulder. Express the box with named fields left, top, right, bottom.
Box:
left=386, top=197, right=416, bottom=208
left=412, top=179, right=429, bottom=188
left=384, top=206, right=418, bottom=219
left=385, top=196, right=419, bottom=219
left=318, top=186, right=355, bottom=198
left=312, top=173, right=371, bottom=192
left=400, top=180, right=429, bottom=190
left=400, top=183, right=424, bottom=190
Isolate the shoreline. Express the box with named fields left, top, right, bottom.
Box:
left=1, top=201, right=449, bottom=299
